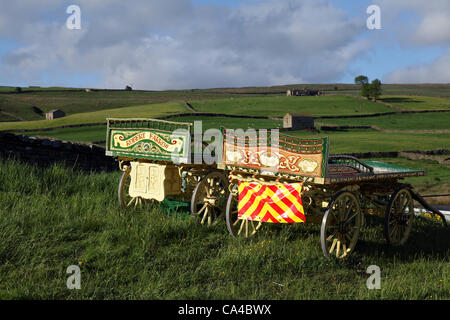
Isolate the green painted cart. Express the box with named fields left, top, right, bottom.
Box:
left=105, top=118, right=229, bottom=226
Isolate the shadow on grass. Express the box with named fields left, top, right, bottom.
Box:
left=247, top=215, right=449, bottom=262
left=379, top=97, right=422, bottom=104
left=356, top=216, right=449, bottom=261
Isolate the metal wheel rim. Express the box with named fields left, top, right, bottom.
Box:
left=321, top=191, right=362, bottom=258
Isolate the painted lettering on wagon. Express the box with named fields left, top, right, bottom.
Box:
left=123, top=132, right=170, bottom=150
left=126, top=133, right=146, bottom=147
left=112, top=131, right=184, bottom=152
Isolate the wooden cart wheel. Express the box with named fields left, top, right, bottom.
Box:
left=384, top=188, right=414, bottom=246
left=190, top=172, right=229, bottom=225
left=225, top=189, right=263, bottom=238
left=118, top=166, right=143, bottom=210
left=321, top=191, right=363, bottom=258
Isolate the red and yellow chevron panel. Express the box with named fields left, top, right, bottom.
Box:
left=238, top=182, right=305, bottom=223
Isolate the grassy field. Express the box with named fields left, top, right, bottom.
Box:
left=0, top=113, right=18, bottom=122
left=379, top=96, right=450, bottom=111
left=22, top=128, right=450, bottom=155
left=0, top=159, right=448, bottom=300
left=163, top=115, right=282, bottom=131
left=1, top=85, right=449, bottom=301
left=0, top=88, right=278, bottom=121
left=0, top=95, right=392, bottom=132
left=0, top=102, right=188, bottom=131
left=189, top=96, right=392, bottom=117
left=289, top=130, right=450, bottom=153
left=1, top=84, right=448, bottom=122
left=191, top=84, right=450, bottom=98
left=18, top=117, right=450, bottom=155
left=319, top=112, right=450, bottom=130
left=23, top=125, right=109, bottom=143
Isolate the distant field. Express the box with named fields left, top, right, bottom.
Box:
left=1, top=84, right=448, bottom=122
left=0, top=113, right=18, bottom=122
left=21, top=126, right=450, bottom=156
left=171, top=115, right=282, bottom=131
left=0, top=102, right=187, bottom=131
left=0, top=88, right=277, bottom=121
left=23, top=125, right=108, bottom=143
left=319, top=112, right=450, bottom=130
left=289, top=130, right=450, bottom=153
left=379, top=96, right=450, bottom=111
left=22, top=116, right=283, bottom=143
left=189, top=96, right=392, bottom=117
left=202, top=84, right=450, bottom=98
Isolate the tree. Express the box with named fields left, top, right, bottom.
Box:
left=125, top=85, right=132, bottom=91
left=369, top=79, right=382, bottom=101
left=354, top=75, right=369, bottom=85
left=360, top=83, right=370, bottom=99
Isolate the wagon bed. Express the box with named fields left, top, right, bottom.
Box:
left=325, top=156, right=425, bottom=184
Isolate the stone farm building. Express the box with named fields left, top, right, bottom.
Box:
left=45, top=109, right=65, bottom=120
left=283, top=113, right=314, bottom=130
left=286, top=89, right=322, bottom=96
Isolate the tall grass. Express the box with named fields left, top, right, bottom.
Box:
left=0, top=159, right=448, bottom=299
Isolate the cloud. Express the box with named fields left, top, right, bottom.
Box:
left=0, top=0, right=371, bottom=89
left=376, top=0, right=450, bottom=46
left=384, top=50, right=450, bottom=83
left=374, top=0, right=450, bottom=83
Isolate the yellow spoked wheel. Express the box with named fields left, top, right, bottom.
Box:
left=118, top=166, right=144, bottom=210
left=225, top=190, right=263, bottom=238
left=384, top=188, right=414, bottom=246
left=190, top=172, right=229, bottom=226
left=321, top=191, right=363, bottom=258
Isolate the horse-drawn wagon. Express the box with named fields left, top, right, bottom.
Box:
left=105, top=117, right=447, bottom=258
left=221, top=128, right=447, bottom=258
left=105, top=118, right=229, bottom=225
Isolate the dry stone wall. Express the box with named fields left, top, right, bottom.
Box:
left=0, top=132, right=117, bottom=171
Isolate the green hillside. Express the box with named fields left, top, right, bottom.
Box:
left=189, top=96, right=392, bottom=117
left=379, top=96, right=450, bottom=111
left=0, top=102, right=187, bottom=131
left=319, top=112, right=450, bottom=130
left=0, top=88, right=269, bottom=121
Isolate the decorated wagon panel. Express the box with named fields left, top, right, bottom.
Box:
left=222, top=129, right=329, bottom=182
left=105, top=118, right=191, bottom=163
